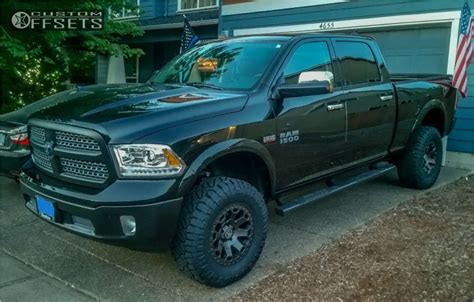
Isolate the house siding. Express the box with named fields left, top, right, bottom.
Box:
left=140, top=0, right=156, bottom=19
left=156, top=1, right=165, bottom=16
left=167, top=0, right=179, bottom=16
left=448, top=61, right=474, bottom=153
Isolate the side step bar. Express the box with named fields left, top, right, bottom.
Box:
left=275, top=164, right=396, bottom=216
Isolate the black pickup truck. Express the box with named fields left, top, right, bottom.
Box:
left=20, top=34, right=456, bottom=287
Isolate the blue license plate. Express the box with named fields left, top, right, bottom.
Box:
left=36, top=196, right=55, bottom=220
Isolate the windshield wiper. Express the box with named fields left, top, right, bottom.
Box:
left=185, top=82, right=224, bottom=90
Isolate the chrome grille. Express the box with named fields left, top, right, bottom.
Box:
left=60, top=158, right=109, bottom=182
left=55, top=131, right=100, bottom=151
left=32, top=149, right=53, bottom=172
left=30, top=127, right=46, bottom=144
left=29, top=125, right=111, bottom=186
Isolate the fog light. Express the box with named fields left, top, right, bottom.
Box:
left=120, top=215, right=136, bottom=236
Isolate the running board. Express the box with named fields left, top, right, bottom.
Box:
left=275, top=164, right=396, bottom=216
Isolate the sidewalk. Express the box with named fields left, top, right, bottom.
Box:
left=0, top=250, right=93, bottom=302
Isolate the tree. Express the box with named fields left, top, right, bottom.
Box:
left=0, top=0, right=144, bottom=113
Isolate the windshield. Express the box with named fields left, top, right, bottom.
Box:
left=151, top=40, right=283, bottom=90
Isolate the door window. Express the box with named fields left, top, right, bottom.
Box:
left=283, top=42, right=334, bottom=84
left=334, top=41, right=381, bottom=86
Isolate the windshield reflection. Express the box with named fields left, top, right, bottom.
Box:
left=151, top=41, right=283, bottom=90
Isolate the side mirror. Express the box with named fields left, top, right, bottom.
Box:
left=298, top=71, right=334, bottom=90
left=277, top=81, right=331, bottom=99
left=276, top=81, right=332, bottom=99
left=274, top=71, right=335, bottom=99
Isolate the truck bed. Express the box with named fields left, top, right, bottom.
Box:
left=391, top=73, right=452, bottom=83
left=389, top=73, right=456, bottom=153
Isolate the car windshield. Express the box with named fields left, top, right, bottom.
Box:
left=150, top=40, right=283, bottom=90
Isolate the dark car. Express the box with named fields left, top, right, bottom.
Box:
left=0, top=91, right=79, bottom=177
left=0, top=119, right=29, bottom=177
left=20, top=34, right=456, bottom=287
left=0, top=86, right=129, bottom=177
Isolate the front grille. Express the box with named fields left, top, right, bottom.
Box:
left=30, top=127, right=46, bottom=144
left=55, top=131, right=100, bottom=151
left=60, top=158, right=109, bottom=182
left=32, top=149, right=53, bottom=172
left=29, top=124, right=111, bottom=187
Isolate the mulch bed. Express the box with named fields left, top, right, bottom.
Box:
left=235, top=175, right=474, bottom=301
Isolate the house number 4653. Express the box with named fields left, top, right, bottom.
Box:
left=319, top=22, right=335, bottom=30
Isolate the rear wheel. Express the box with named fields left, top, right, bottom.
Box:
left=396, top=126, right=443, bottom=189
left=172, top=176, right=267, bottom=287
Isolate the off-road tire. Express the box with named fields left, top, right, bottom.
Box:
left=172, top=177, right=267, bottom=287
left=397, top=126, right=443, bottom=189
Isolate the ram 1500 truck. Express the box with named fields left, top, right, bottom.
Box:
left=20, top=34, right=457, bottom=287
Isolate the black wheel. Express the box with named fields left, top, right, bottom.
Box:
left=396, top=126, right=443, bottom=189
left=172, top=177, right=267, bottom=287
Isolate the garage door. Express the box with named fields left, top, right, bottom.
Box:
left=359, top=25, right=450, bottom=74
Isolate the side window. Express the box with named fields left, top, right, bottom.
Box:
left=283, top=42, right=333, bottom=85
left=334, top=41, right=381, bottom=86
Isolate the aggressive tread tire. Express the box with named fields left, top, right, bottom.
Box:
left=397, top=126, right=443, bottom=189
left=172, top=176, right=267, bottom=287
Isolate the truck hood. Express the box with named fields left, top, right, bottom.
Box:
left=30, top=84, right=248, bottom=143
left=0, top=88, right=81, bottom=128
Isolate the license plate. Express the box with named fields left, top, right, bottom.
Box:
left=0, top=133, right=5, bottom=146
left=36, top=196, right=55, bottom=220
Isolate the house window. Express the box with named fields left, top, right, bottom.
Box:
left=179, top=0, right=218, bottom=11
left=110, top=0, right=140, bottom=19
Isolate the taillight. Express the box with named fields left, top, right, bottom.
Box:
left=11, top=133, right=30, bottom=146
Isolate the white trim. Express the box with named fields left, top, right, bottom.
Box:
left=447, top=16, right=460, bottom=74
left=222, top=0, right=347, bottom=16
left=234, top=11, right=459, bottom=36
left=233, top=10, right=460, bottom=76
left=177, top=0, right=219, bottom=12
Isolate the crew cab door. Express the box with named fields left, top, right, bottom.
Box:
left=273, top=39, right=347, bottom=189
left=332, top=39, right=396, bottom=163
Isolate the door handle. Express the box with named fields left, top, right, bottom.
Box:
left=380, top=95, right=393, bottom=102
left=327, top=103, right=344, bottom=111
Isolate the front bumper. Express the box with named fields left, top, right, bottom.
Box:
left=20, top=169, right=183, bottom=250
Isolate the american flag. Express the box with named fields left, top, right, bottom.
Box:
left=453, top=1, right=474, bottom=97
left=180, top=16, right=200, bottom=54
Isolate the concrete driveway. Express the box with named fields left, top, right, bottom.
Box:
left=0, top=167, right=470, bottom=301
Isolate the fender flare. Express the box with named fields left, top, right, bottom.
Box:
left=412, top=99, right=448, bottom=136
left=177, top=139, right=277, bottom=197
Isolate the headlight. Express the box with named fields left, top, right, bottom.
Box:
left=112, top=144, right=185, bottom=178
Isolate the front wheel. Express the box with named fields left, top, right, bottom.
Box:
left=172, top=177, right=267, bottom=287
left=396, top=126, right=443, bottom=189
